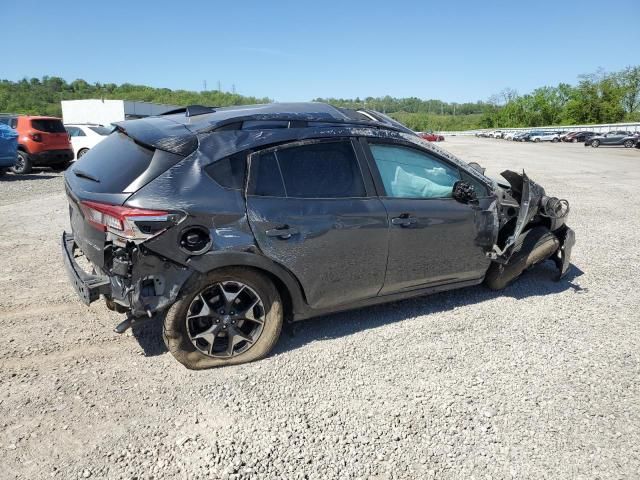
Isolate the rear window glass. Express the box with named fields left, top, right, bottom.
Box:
left=205, top=152, right=247, bottom=190
left=31, top=119, right=66, bottom=133
left=70, top=132, right=160, bottom=193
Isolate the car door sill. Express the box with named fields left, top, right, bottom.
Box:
left=292, top=277, right=484, bottom=321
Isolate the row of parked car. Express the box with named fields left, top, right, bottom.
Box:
left=0, top=114, right=110, bottom=175
left=477, top=129, right=640, bottom=148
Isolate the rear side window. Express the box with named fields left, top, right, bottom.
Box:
left=66, top=126, right=85, bottom=137
left=0, top=117, right=18, bottom=129
left=251, top=141, right=366, bottom=198
left=205, top=152, right=247, bottom=190
left=31, top=119, right=66, bottom=133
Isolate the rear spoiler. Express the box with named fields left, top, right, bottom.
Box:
left=114, top=117, right=198, bottom=156
left=161, top=105, right=217, bottom=117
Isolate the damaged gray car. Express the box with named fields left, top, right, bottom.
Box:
left=61, top=103, right=575, bottom=369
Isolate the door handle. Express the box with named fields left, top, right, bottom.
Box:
left=391, top=215, right=417, bottom=227
left=265, top=225, right=299, bottom=239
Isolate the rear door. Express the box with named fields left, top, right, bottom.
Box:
left=31, top=118, right=70, bottom=149
left=245, top=138, right=389, bottom=309
left=362, top=139, right=493, bottom=294
left=603, top=132, right=624, bottom=145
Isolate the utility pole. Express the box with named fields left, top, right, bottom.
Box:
left=232, top=84, right=236, bottom=94
left=203, top=80, right=207, bottom=92
left=217, top=80, right=221, bottom=92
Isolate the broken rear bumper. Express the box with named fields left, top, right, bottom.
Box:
left=61, top=232, right=111, bottom=305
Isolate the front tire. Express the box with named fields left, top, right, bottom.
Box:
left=591, top=139, right=600, bottom=147
left=11, top=151, right=32, bottom=174
left=163, top=267, right=283, bottom=369
left=77, top=148, right=89, bottom=159
left=623, top=140, right=633, bottom=148
left=484, top=227, right=560, bottom=290
left=534, top=138, right=540, bottom=143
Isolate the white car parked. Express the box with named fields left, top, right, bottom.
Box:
left=529, top=131, right=561, bottom=143
left=503, top=131, right=518, bottom=140
left=64, top=124, right=112, bottom=159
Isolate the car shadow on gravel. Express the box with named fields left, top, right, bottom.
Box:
left=1, top=173, right=59, bottom=181
left=273, top=261, right=585, bottom=356
left=131, top=319, right=167, bottom=357
left=129, top=261, right=584, bottom=359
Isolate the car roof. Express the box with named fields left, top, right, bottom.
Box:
left=158, top=102, right=410, bottom=133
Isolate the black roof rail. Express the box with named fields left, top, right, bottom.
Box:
left=197, top=114, right=411, bottom=135
left=161, top=105, right=217, bottom=117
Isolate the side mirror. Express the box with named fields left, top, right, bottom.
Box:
left=453, top=180, right=478, bottom=204
left=467, top=162, right=485, bottom=174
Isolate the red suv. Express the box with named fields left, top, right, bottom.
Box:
left=0, top=115, right=74, bottom=174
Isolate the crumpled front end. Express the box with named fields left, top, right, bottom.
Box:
left=489, top=170, right=574, bottom=280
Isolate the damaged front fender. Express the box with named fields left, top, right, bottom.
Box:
left=489, top=170, right=573, bottom=279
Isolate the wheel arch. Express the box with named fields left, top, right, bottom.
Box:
left=187, top=251, right=308, bottom=322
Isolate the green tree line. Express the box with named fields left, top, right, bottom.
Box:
left=1, top=66, right=639, bottom=131
left=0, top=76, right=271, bottom=117
left=319, top=66, right=640, bottom=130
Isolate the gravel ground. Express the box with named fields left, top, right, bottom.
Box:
left=1, top=138, right=639, bottom=479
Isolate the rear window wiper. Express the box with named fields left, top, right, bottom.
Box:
left=73, top=169, right=100, bottom=183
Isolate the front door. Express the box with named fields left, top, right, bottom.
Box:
left=245, top=138, right=389, bottom=309
left=363, top=140, right=492, bottom=295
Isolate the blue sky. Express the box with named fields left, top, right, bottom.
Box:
left=3, top=0, right=638, bottom=103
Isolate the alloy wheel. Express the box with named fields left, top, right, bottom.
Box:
left=185, top=281, right=266, bottom=358
left=13, top=153, right=25, bottom=172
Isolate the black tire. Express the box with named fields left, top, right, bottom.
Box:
left=591, top=139, right=600, bottom=148
left=552, top=138, right=559, bottom=143
left=0, top=168, right=6, bottom=177
left=484, top=227, right=560, bottom=290
left=50, top=161, right=71, bottom=171
left=163, top=267, right=283, bottom=369
left=534, top=138, right=540, bottom=143
left=77, top=148, right=89, bottom=159
left=572, top=138, right=577, bottom=143
left=623, top=140, right=633, bottom=148
left=11, top=151, right=32, bottom=174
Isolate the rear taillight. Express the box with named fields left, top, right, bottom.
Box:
left=80, top=201, right=171, bottom=240
left=31, top=133, right=42, bottom=142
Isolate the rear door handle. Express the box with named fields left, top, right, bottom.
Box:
left=265, top=225, right=299, bottom=239
left=391, top=215, right=417, bottom=227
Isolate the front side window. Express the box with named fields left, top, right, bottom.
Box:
left=251, top=140, right=366, bottom=198
left=369, top=144, right=460, bottom=199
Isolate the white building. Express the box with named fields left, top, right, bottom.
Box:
left=61, top=99, right=180, bottom=126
